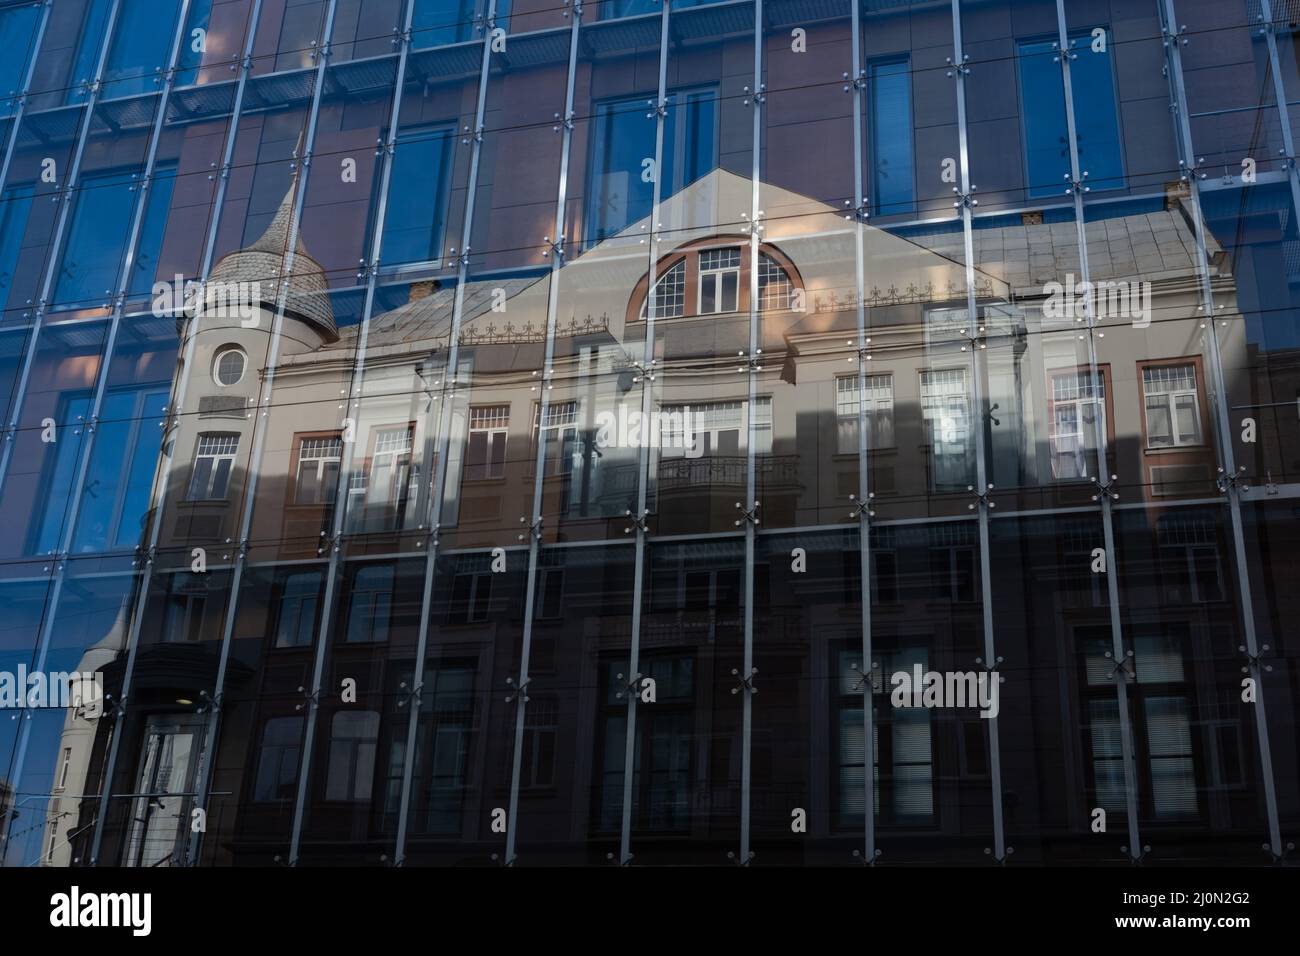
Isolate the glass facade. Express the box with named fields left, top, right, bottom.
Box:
left=0, top=0, right=1296, bottom=868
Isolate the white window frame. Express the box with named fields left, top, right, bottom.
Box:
left=188, top=432, right=239, bottom=500
left=466, top=404, right=509, bottom=480
left=295, top=434, right=343, bottom=505
left=697, top=246, right=741, bottom=315
left=1142, top=364, right=1203, bottom=449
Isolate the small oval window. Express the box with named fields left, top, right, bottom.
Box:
left=213, top=346, right=246, bottom=387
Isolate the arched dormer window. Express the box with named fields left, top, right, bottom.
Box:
left=629, top=238, right=801, bottom=324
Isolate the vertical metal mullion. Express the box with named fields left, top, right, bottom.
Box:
left=285, top=0, right=419, bottom=867
left=154, top=0, right=269, bottom=868
left=1256, top=0, right=1300, bottom=221
left=949, top=0, right=1005, bottom=863
left=0, top=0, right=126, bottom=861
left=0, top=1, right=53, bottom=196
left=1053, top=0, right=1143, bottom=862
left=391, top=0, right=497, bottom=868
left=66, top=0, right=197, bottom=860
left=617, top=0, right=672, bottom=867
left=1160, top=0, right=1284, bottom=859
left=849, top=0, right=876, bottom=866
left=501, top=0, right=583, bottom=867
left=737, top=0, right=762, bottom=867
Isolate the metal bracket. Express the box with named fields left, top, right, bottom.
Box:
left=842, top=197, right=871, bottom=222
left=317, top=530, right=344, bottom=556
left=852, top=847, right=882, bottom=864
left=1122, top=843, right=1152, bottom=863
left=518, top=515, right=543, bottom=542
left=967, top=483, right=996, bottom=512
left=195, top=689, right=222, bottom=716
left=945, top=54, right=970, bottom=79
left=984, top=846, right=1014, bottom=864
left=1105, top=648, right=1136, bottom=683
left=542, top=234, right=566, bottom=262
left=294, top=685, right=320, bottom=712
left=848, top=492, right=875, bottom=520
left=842, top=69, right=867, bottom=93
left=396, top=679, right=423, bottom=711
left=952, top=186, right=979, bottom=211
left=645, top=97, right=668, bottom=120
left=614, top=671, right=642, bottom=702
left=1090, top=474, right=1120, bottom=504
left=552, top=110, right=575, bottom=132
left=1216, top=465, right=1250, bottom=494
left=730, top=667, right=758, bottom=696
left=736, top=349, right=763, bottom=374
left=623, top=508, right=649, bottom=535
left=629, top=358, right=655, bottom=383
left=957, top=322, right=986, bottom=350
left=1161, top=23, right=1188, bottom=49
left=726, top=850, right=756, bottom=865
left=849, top=661, right=878, bottom=694
left=742, top=84, right=765, bottom=107
left=1065, top=172, right=1090, bottom=195
left=1239, top=643, right=1272, bottom=674
left=734, top=500, right=760, bottom=527
left=505, top=675, right=530, bottom=704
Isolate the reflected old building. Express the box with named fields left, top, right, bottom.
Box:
left=0, top=0, right=1298, bottom=868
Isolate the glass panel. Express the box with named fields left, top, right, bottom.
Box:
left=514, top=544, right=634, bottom=863
left=1, top=563, right=133, bottom=868
left=752, top=529, right=860, bottom=864
left=398, top=546, right=528, bottom=864
left=1111, top=504, right=1271, bottom=861
left=0, top=320, right=109, bottom=561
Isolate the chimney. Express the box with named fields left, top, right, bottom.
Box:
left=409, top=280, right=438, bottom=302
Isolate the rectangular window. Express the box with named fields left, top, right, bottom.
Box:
left=1049, top=369, right=1105, bottom=480
left=448, top=568, right=492, bottom=624
left=868, top=60, right=914, bottom=215
left=355, top=425, right=417, bottom=522
left=534, top=401, right=578, bottom=478
left=127, top=163, right=177, bottom=297
left=275, top=571, right=321, bottom=649
left=757, top=253, right=792, bottom=311
left=54, top=170, right=139, bottom=307
left=1018, top=34, right=1123, bottom=198
left=57, top=748, right=72, bottom=791
left=410, top=0, right=476, bottom=48
left=187, top=433, right=238, bottom=500
left=0, top=2, right=41, bottom=118
left=697, top=247, right=740, bottom=315
left=466, top=405, right=509, bottom=480
left=100, top=0, right=183, bottom=99
left=379, top=125, right=453, bottom=267
left=1142, top=364, right=1202, bottom=448
left=660, top=398, right=772, bottom=459
left=33, top=394, right=93, bottom=555
left=0, top=184, right=34, bottom=315
left=836, top=374, right=895, bottom=454
left=345, top=564, right=393, bottom=644
left=254, top=716, right=304, bottom=801
left=66, top=0, right=114, bottom=105
left=920, top=368, right=972, bottom=490
left=587, top=88, right=716, bottom=244
left=295, top=435, right=343, bottom=505
left=326, top=711, right=379, bottom=802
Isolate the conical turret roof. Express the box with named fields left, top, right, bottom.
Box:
left=207, top=174, right=337, bottom=340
